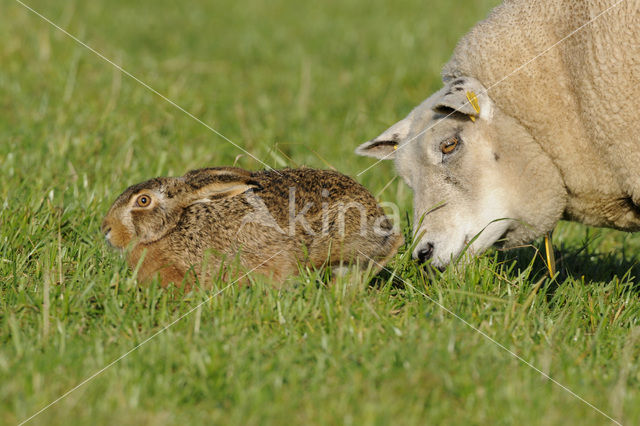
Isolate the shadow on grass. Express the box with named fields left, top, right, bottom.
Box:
left=368, top=226, right=640, bottom=295
left=495, top=238, right=640, bottom=290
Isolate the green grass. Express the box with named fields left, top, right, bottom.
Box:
left=2, top=0, right=640, bottom=424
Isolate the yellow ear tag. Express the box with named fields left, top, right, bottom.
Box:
left=544, top=231, right=556, bottom=277
left=393, top=145, right=398, bottom=150
left=466, top=91, right=481, bottom=122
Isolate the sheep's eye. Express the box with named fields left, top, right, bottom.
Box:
left=440, top=136, right=459, bottom=154
left=135, top=194, right=152, bottom=207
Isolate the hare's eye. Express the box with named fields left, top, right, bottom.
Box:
left=440, top=136, right=459, bottom=155
left=135, top=194, right=152, bottom=207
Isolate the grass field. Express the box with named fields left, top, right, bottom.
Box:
left=2, top=0, right=640, bottom=424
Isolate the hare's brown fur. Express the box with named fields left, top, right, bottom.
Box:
left=102, top=167, right=402, bottom=287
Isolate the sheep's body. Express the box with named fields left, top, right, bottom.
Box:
left=444, top=0, right=640, bottom=229
left=103, top=168, right=402, bottom=287
left=356, top=0, right=640, bottom=268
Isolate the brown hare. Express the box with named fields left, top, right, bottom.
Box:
left=102, top=167, right=403, bottom=287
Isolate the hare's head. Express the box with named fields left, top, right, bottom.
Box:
left=101, top=167, right=260, bottom=249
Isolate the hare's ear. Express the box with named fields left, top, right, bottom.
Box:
left=182, top=168, right=261, bottom=204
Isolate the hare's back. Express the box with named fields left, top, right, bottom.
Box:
left=252, top=168, right=378, bottom=205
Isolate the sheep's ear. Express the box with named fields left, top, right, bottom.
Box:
left=181, top=167, right=260, bottom=204
left=434, top=77, right=493, bottom=122
left=355, top=117, right=412, bottom=160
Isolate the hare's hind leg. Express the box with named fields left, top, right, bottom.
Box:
left=339, top=231, right=404, bottom=276
left=367, top=232, right=404, bottom=274
left=329, top=233, right=403, bottom=280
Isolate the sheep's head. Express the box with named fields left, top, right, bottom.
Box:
left=357, top=76, right=566, bottom=269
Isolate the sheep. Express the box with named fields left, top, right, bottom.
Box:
left=356, top=0, right=640, bottom=269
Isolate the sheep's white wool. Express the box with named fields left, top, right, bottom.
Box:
left=357, top=0, right=640, bottom=266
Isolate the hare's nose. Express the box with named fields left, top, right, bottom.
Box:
left=101, top=220, right=111, bottom=235
left=101, top=223, right=114, bottom=246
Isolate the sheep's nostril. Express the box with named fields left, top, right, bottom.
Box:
left=416, top=243, right=435, bottom=264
